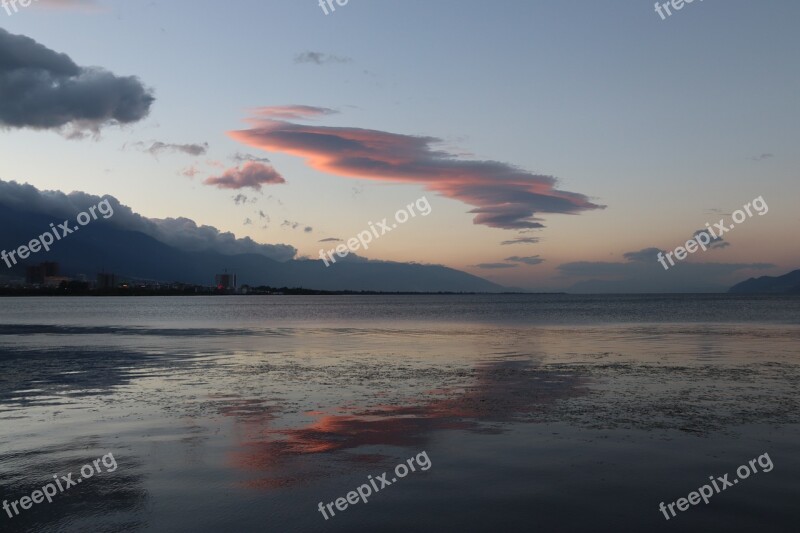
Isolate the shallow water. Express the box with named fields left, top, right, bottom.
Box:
left=0, top=295, right=798, bottom=532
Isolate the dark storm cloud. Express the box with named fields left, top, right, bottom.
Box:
left=0, top=28, right=154, bottom=134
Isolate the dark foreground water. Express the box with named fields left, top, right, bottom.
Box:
left=0, top=295, right=799, bottom=532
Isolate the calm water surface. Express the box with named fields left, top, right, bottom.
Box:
left=1, top=295, right=798, bottom=532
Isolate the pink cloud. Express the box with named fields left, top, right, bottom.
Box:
left=203, top=161, right=285, bottom=191
left=249, top=105, right=337, bottom=121
left=180, top=165, right=201, bottom=179
left=229, top=110, right=604, bottom=229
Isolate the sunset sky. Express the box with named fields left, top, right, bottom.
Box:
left=1, top=0, right=798, bottom=291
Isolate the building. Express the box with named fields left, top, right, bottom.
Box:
left=96, top=272, right=117, bottom=290
left=25, top=262, right=60, bottom=285
left=215, top=272, right=237, bottom=291
left=44, top=277, right=72, bottom=288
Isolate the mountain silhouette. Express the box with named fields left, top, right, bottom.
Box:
left=0, top=203, right=504, bottom=292
left=728, top=269, right=800, bottom=294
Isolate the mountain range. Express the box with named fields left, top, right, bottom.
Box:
left=0, top=185, right=504, bottom=292
left=728, top=270, right=800, bottom=294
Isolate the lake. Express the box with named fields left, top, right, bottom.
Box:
left=1, top=295, right=798, bottom=532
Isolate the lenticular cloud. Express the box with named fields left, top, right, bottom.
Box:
left=229, top=107, right=604, bottom=230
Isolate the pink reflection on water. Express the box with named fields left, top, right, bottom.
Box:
left=226, top=359, right=590, bottom=490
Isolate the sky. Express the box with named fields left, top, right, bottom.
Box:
left=1, top=0, right=798, bottom=291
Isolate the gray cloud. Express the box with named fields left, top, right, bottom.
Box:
left=232, top=194, right=257, bottom=206
left=474, top=263, right=518, bottom=269
left=0, top=179, right=296, bottom=262
left=231, top=152, right=270, bottom=164
left=692, top=229, right=729, bottom=250
left=751, top=153, right=774, bottom=161
left=294, top=51, right=352, bottom=65
left=505, top=255, right=545, bottom=266
left=501, top=237, right=540, bottom=245
left=280, top=220, right=312, bottom=233
left=0, top=28, right=154, bottom=134
left=128, top=141, right=208, bottom=157
left=623, top=247, right=665, bottom=262
left=258, top=210, right=271, bottom=228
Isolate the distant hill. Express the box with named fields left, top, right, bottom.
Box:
left=0, top=205, right=504, bottom=293
left=728, top=269, right=800, bottom=294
